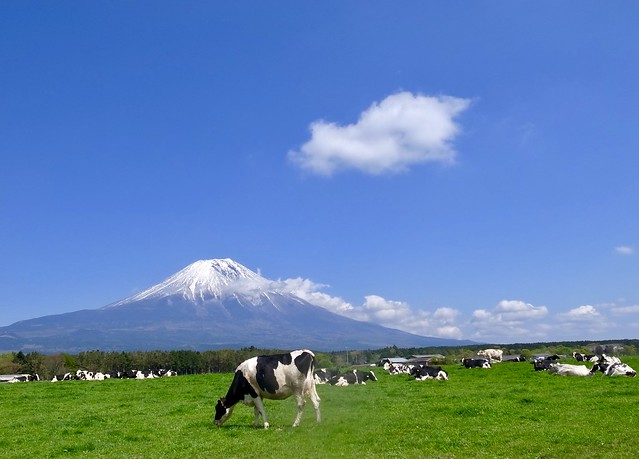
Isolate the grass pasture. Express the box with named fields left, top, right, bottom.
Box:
left=2, top=358, right=639, bottom=458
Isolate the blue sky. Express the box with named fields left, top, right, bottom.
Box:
left=2, top=2, right=638, bottom=344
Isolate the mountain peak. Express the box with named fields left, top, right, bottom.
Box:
left=107, top=258, right=263, bottom=307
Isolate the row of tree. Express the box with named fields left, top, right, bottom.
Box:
left=2, top=339, right=637, bottom=380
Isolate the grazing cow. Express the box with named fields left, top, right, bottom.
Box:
left=477, top=349, right=503, bottom=362
left=547, top=363, right=594, bottom=376
left=461, top=358, right=492, bottom=369
left=313, top=368, right=338, bottom=384
left=502, top=355, right=527, bottom=362
left=214, top=349, right=321, bottom=429
left=328, top=369, right=377, bottom=386
left=410, top=365, right=448, bottom=381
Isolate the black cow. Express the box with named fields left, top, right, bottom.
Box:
left=461, top=358, right=491, bottom=369
left=410, top=365, right=448, bottom=381
left=214, top=349, right=321, bottom=429
left=328, top=369, right=377, bottom=386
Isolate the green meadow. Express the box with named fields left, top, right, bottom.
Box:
left=2, top=358, right=639, bottom=458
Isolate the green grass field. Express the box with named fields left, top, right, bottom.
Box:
left=2, top=358, right=639, bottom=458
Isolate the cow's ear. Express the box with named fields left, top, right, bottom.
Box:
left=219, top=398, right=226, bottom=407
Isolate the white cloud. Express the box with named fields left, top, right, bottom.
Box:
left=278, top=277, right=462, bottom=339
left=615, top=246, right=634, bottom=255
left=611, top=304, right=639, bottom=315
left=289, top=91, right=471, bottom=176
left=275, top=277, right=639, bottom=343
left=471, top=300, right=549, bottom=341
left=561, top=305, right=600, bottom=320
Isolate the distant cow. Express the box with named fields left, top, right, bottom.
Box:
left=502, top=355, right=527, bottom=362
left=477, top=349, right=503, bottom=362
left=1, top=374, right=39, bottom=383
left=51, top=373, right=72, bottom=382
left=328, top=369, right=377, bottom=386
left=410, top=365, right=448, bottom=381
left=314, top=368, right=338, bottom=384
left=214, top=349, right=321, bottom=429
left=461, top=358, right=491, bottom=369
left=547, top=363, right=593, bottom=376
left=384, top=362, right=413, bottom=375
left=572, top=352, right=597, bottom=362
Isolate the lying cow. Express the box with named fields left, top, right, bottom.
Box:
left=328, top=369, right=377, bottom=386
left=572, top=352, right=597, bottom=362
left=313, top=368, right=338, bottom=384
left=410, top=365, right=448, bottom=381
left=547, top=363, right=593, bottom=376
left=214, top=349, right=321, bottom=429
left=592, top=362, right=637, bottom=377
left=461, top=358, right=491, bottom=369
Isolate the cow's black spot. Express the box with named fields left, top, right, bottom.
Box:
left=294, top=351, right=313, bottom=375
left=256, top=355, right=283, bottom=394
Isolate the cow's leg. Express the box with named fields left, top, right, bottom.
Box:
left=293, top=394, right=306, bottom=427
left=252, top=397, right=269, bottom=429
left=309, top=386, right=321, bottom=424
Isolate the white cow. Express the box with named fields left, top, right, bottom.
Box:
left=477, top=349, right=503, bottom=362
left=548, top=363, right=593, bottom=376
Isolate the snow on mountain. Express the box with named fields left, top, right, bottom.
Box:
left=106, top=258, right=268, bottom=307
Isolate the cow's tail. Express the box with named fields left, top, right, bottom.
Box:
left=301, top=349, right=318, bottom=397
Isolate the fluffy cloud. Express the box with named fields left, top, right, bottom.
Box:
left=289, top=91, right=471, bottom=176
left=615, top=246, right=634, bottom=255
left=274, top=276, right=639, bottom=343
left=471, top=300, right=549, bottom=341
left=561, top=305, right=600, bottom=320
left=278, top=278, right=462, bottom=339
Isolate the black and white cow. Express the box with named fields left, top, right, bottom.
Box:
left=592, top=362, right=637, bottom=377
left=51, top=372, right=73, bottom=382
left=328, top=369, right=377, bottom=386
left=1, top=374, right=40, bottom=383
left=385, top=363, right=414, bottom=375
left=313, top=368, right=338, bottom=384
left=214, top=349, right=321, bottom=429
left=461, top=358, right=491, bottom=369
left=410, top=365, right=448, bottom=381
left=572, top=352, right=597, bottom=362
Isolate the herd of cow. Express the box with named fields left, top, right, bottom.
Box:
left=212, top=347, right=638, bottom=429
left=3, top=347, right=636, bottom=430
left=0, top=368, right=178, bottom=383
left=533, top=352, right=637, bottom=377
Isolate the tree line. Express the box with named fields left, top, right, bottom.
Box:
left=2, top=339, right=637, bottom=380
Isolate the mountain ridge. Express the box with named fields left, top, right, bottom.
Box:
left=0, top=259, right=474, bottom=353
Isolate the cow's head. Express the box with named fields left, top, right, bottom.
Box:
left=214, top=398, right=234, bottom=427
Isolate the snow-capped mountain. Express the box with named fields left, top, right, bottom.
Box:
left=107, top=259, right=264, bottom=305
left=0, top=258, right=472, bottom=353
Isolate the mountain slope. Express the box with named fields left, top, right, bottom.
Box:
left=0, top=259, right=472, bottom=352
